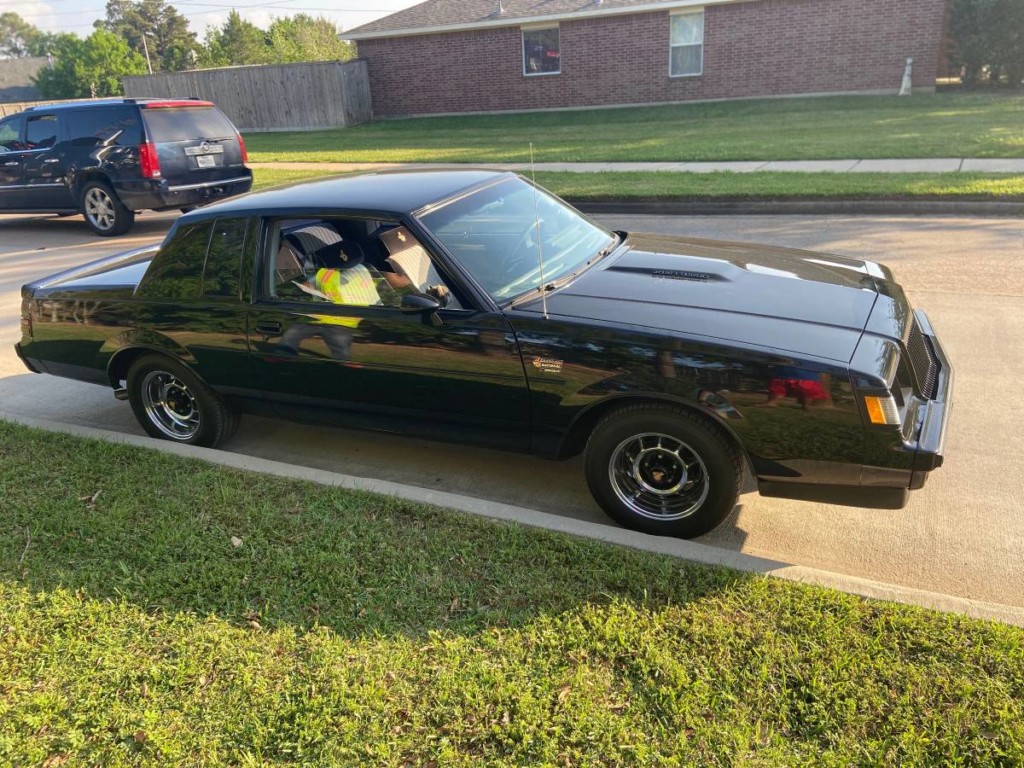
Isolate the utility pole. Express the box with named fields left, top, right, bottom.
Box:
left=142, top=34, right=153, bottom=74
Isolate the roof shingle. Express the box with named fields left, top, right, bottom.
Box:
left=345, top=0, right=700, bottom=39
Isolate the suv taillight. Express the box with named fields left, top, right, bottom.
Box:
left=237, top=133, right=248, bottom=165
left=139, top=142, right=161, bottom=179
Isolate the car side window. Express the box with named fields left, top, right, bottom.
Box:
left=203, top=217, right=248, bottom=299
left=67, top=107, right=142, bottom=148
left=264, top=217, right=462, bottom=310
left=0, top=116, right=25, bottom=153
left=137, top=220, right=213, bottom=299
left=25, top=115, right=58, bottom=150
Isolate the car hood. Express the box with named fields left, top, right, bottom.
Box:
left=515, top=233, right=888, bottom=363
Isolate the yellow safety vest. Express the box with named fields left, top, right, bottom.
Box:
left=315, top=266, right=381, bottom=307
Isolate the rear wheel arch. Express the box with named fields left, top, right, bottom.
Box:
left=106, top=340, right=197, bottom=389
left=72, top=169, right=112, bottom=201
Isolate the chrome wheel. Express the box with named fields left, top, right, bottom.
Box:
left=608, top=432, right=709, bottom=521
left=140, top=370, right=201, bottom=440
left=84, top=187, right=116, bottom=232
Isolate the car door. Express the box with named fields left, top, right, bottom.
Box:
left=21, top=112, right=74, bottom=210
left=247, top=215, right=532, bottom=450
left=0, top=115, right=27, bottom=209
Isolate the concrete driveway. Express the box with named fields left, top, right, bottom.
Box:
left=1, top=210, right=1022, bottom=608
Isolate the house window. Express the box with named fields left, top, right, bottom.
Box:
left=523, top=26, right=560, bottom=76
left=670, top=10, right=704, bottom=77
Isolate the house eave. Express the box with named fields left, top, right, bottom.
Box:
left=343, top=0, right=755, bottom=41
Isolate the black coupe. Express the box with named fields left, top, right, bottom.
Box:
left=16, top=171, right=952, bottom=538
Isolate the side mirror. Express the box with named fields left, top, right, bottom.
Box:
left=400, top=293, right=442, bottom=314
left=400, top=293, right=443, bottom=326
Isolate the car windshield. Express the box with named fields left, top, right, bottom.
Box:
left=418, top=176, right=616, bottom=301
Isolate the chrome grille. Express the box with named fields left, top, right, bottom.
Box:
left=907, top=315, right=939, bottom=399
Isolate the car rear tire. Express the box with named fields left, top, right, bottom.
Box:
left=81, top=180, right=134, bottom=236
left=127, top=354, right=238, bottom=447
left=584, top=403, right=742, bottom=538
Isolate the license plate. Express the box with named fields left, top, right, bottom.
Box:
left=196, top=155, right=216, bottom=168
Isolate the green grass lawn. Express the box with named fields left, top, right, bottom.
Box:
left=245, top=93, right=1024, bottom=164
left=1, top=420, right=1023, bottom=766
left=252, top=167, right=1024, bottom=201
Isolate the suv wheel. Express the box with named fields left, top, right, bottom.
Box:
left=81, top=180, right=134, bottom=236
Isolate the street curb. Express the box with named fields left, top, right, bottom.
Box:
left=572, top=199, right=1024, bottom=217
left=4, top=411, right=1023, bottom=629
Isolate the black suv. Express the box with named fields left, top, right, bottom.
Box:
left=0, top=98, right=253, bottom=236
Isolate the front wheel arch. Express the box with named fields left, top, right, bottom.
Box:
left=557, top=394, right=749, bottom=466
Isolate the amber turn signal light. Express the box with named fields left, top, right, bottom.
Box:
left=864, top=395, right=900, bottom=426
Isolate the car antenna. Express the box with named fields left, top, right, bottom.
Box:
left=529, top=142, right=549, bottom=320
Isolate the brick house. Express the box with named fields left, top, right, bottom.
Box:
left=345, top=0, right=948, bottom=118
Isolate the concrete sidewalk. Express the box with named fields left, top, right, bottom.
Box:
left=250, top=158, right=1024, bottom=174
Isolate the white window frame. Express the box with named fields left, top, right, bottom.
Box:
left=522, top=24, right=561, bottom=77
left=669, top=8, right=704, bottom=78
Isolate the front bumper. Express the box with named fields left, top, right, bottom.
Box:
left=909, top=310, right=953, bottom=487
left=116, top=171, right=253, bottom=211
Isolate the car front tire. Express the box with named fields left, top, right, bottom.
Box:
left=584, top=403, right=742, bottom=538
left=127, top=354, right=238, bottom=447
left=81, top=180, right=134, bottom=236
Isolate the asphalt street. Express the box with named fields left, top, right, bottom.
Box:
left=1, top=209, right=1022, bottom=608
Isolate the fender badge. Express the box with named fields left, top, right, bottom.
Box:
left=532, top=357, right=563, bottom=374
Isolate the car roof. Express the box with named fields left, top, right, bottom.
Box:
left=22, top=98, right=211, bottom=113
left=186, top=170, right=515, bottom=219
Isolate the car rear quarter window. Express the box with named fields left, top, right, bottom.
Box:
left=137, top=220, right=214, bottom=299
left=203, top=217, right=248, bottom=299
left=142, top=107, right=237, bottom=142
left=66, top=107, right=142, bottom=147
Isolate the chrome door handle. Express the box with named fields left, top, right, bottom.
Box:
left=3, top=161, right=18, bottom=166
left=43, top=158, right=60, bottom=164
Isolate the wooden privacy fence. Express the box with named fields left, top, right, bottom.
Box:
left=123, top=60, right=372, bottom=132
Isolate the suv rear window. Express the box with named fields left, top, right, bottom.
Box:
left=142, top=107, right=237, bottom=142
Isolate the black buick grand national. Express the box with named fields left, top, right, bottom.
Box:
left=16, top=171, right=952, bottom=538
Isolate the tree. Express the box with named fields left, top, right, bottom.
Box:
left=265, top=14, right=355, bottom=64
left=97, top=0, right=197, bottom=72
left=200, top=11, right=354, bottom=68
left=0, top=12, right=50, bottom=58
left=200, top=10, right=269, bottom=67
left=33, top=29, right=148, bottom=98
left=948, top=0, right=1024, bottom=88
